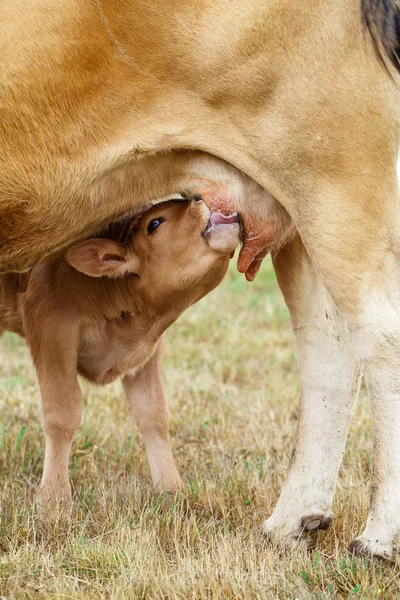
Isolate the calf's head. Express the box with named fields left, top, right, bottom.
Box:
left=65, top=198, right=239, bottom=310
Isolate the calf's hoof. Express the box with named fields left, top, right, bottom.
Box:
left=154, top=474, right=182, bottom=494
left=36, top=486, right=73, bottom=521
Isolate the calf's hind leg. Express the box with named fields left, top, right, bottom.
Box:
left=263, top=235, right=361, bottom=548
left=122, top=339, right=181, bottom=492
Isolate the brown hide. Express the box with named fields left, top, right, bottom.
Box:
left=0, top=0, right=399, bottom=273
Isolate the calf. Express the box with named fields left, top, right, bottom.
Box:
left=0, top=197, right=239, bottom=507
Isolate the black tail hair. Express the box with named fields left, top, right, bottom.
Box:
left=361, top=0, right=400, bottom=72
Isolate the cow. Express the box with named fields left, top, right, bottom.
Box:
left=0, top=0, right=399, bottom=560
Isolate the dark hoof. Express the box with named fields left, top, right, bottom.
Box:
left=348, top=538, right=394, bottom=562
left=348, top=539, right=371, bottom=557
left=301, top=514, right=333, bottom=533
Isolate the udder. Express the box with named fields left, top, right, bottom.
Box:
left=193, top=181, right=293, bottom=281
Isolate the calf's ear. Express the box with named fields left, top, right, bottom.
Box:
left=65, top=239, right=140, bottom=278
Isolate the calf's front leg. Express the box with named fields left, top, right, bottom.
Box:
left=122, top=339, right=181, bottom=492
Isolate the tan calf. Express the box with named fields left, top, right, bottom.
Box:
left=0, top=198, right=239, bottom=506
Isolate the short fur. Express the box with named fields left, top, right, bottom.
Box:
left=1, top=0, right=400, bottom=559
left=0, top=199, right=239, bottom=504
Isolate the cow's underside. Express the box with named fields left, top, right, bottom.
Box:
left=0, top=0, right=397, bottom=272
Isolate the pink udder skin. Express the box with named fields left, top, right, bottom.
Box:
left=200, top=190, right=274, bottom=282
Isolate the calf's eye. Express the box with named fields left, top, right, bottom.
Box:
left=147, top=217, right=165, bottom=235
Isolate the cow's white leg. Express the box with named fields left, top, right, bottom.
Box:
left=263, top=236, right=361, bottom=547
left=347, top=292, right=400, bottom=560
left=122, top=339, right=181, bottom=492
left=277, top=164, right=400, bottom=559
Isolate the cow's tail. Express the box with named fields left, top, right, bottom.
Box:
left=361, top=0, right=400, bottom=72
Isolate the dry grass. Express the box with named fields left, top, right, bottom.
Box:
left=0, top=258, right=398, bottom=599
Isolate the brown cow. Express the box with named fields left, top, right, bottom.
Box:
left=1, top=0, right=400, bottom=559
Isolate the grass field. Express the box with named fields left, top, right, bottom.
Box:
left=0, top=258, right=398, bottom=599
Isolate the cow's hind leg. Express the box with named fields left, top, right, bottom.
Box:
left=273, top=165, right=400, bottom=559
left=263, top=235, right=361, bottom=548
left=346, top=281, right=400, bottom=560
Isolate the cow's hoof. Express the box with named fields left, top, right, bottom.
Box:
left=300, top=513, right=333, bottom=532
left=261, top=510, right=333, bottom=550
left=348, top=537, right=394, bottom=562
